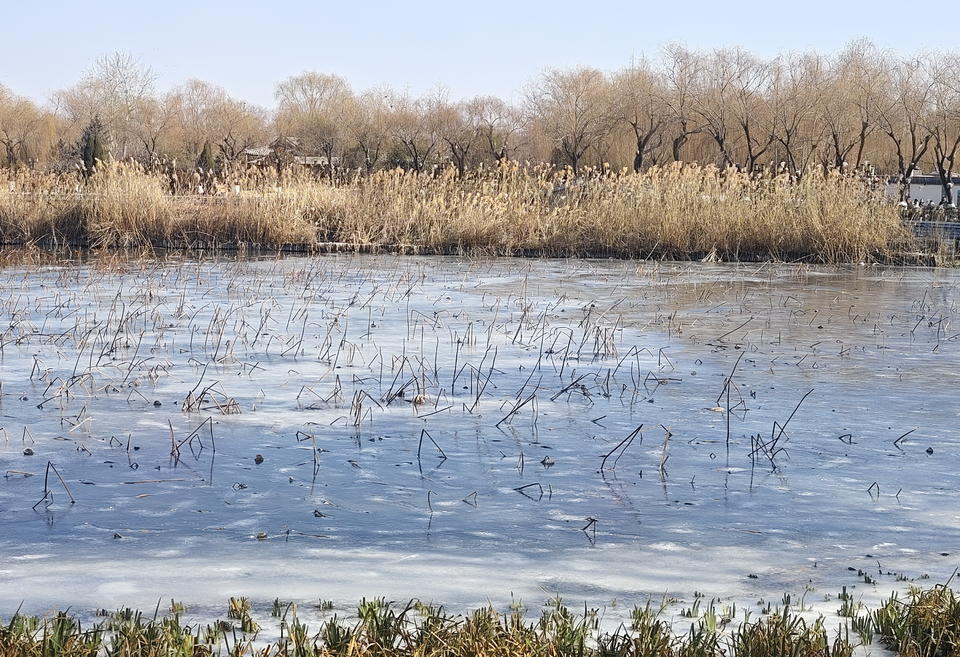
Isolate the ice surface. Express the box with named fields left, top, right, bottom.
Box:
left=0, top=254, right=956, bottom=628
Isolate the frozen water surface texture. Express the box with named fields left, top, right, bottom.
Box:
left=0, top=254, right=957, bottom=619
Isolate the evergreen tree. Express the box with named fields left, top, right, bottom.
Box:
left=80, top=116, right=108, bottom=177
left=197, top=140, right=217, bottom=174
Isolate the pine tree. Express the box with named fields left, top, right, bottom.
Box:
left=80, top=116, right=108, bottom=176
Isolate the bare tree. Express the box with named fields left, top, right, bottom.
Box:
left=927, top=56, right=960, bottom=205
left=770, top=53, right=828, bottom=176
left=690, top=49, right=743, bottom=167
left=877, top=57, right=933, bottom=200
left=164, top=80, right=268, bottom=172
left=53, top=52, right=157, bottom=160
left=820, top=40, right=884, bottom=171
left=22, top=42, right=960, bottom=185
left=0, top=85, right=54, bottom=167
left=474, top=96, right=525, bottom=164
left=216, top=99, right=269, bottom=167
left=130, top=94, right=177, bottom=165
left=169, top=80, right=217, bottom=161
left=612, top=61, right=668, bottom=171
left=390, top=91, right=442, bottom=173
left=526, top=67, right=612, bottom=173
left=437, top=99, right=484, bottom=177
left=275, top=72, right=354, bottom=180
left=662, top=45, right=703, bottom=162
left=345, top=88, right=393, bottom=173
left=728, top=50, right=777, bottom=171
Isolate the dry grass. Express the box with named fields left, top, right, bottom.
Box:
left=0, top=162, right=909, bottom=262
left=874, top=585, right=960, bottom=657
left=7, top=587, right=960, bottom=657
left=0, top=592, right=891, bottom=657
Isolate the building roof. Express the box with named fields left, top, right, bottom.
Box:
left=243, top=146, right=339, bottom=168
left=888, top=174, right=960, bottom=185
left=908, top=174, right=960, bottom=185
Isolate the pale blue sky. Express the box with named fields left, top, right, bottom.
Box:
left=2, top=0, right=943, bottom=107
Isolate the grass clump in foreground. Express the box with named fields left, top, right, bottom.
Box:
left=3, top=586, right=960, bottom=657
left=873, top=585, right=960, bottom=657
left=0, top=161, right=908, bottom=263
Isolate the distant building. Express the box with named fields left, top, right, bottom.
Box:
left=295, top=155, right=337, bottom=168
left=243, top=136, right=339, bottom=171
left=885, top=173, right=960, bottom=206
left=243, top=146, right=273, bottom=162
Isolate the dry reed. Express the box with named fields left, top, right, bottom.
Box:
left=0, top=161, right=909, bottom=262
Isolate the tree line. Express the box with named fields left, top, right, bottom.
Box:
left=1, top=41, right=959, bottom=200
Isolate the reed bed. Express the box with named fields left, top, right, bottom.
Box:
left=4, top=587, right=959, bottom=657
left=0, top=162, right=908, bottom=262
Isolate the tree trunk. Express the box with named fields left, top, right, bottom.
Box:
left=672, top=134, right=687, bottom=162
left=937, top=164, right=954, bottom=205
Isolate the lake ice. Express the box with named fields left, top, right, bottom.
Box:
left=0, top=254, right=956, bottom=629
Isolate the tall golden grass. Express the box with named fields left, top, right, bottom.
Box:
left=0, top=161, right=908, bottom=262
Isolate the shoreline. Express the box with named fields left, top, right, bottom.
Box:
left=2, top=581, right=957, bottom=657
left=0, top=239, right=949, bottom=267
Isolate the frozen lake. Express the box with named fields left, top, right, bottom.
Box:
left=0, top=253, right=957, bottom=625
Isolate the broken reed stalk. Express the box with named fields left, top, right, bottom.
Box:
left=495, top=392, right=536, bottom=428
left=718, top=351, right=745, bottom=459
left=769, top=388, right=815, bottom=451
left=749, top=388, right=814, bottom=468
left=600, top=425, right=642, bottom=471
left=659, top=425, right=672, bottom=479
left=513, top=482, right=543, bottom=500
left=417, top=429, right=446, bottom=472
left=32, top=461, right=75, bottom=510
left=168, top=419, right=180, bottom=464
left=893, top=428, right=916, bottom=449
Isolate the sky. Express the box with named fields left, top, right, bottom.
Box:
left=1, top=0, right=948, bottom=108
